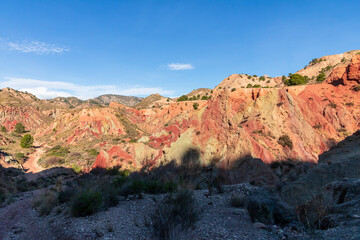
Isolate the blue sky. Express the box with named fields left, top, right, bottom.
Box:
left=0, top=0, right=359, bottom=99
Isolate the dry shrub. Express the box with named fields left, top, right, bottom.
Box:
left=151, top=190, right=199, bottom=240
left=39, top=156, right=65, bottom=168
left=278, top=135, right=293, bottom=149
left=32, top=190, right=58, bottom=216
left=230, top=194, right=246, bottom=208
left=296, top=192, right=335, bottom=230
left=246, top=189, right=295, bottom=226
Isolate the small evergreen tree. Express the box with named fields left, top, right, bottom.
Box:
left=284, top=74, right=308, bottom=86
left=177, top=95, right=189, bottom=102
left=316, top=72, right=326, bottom=82
left=20, top=134, right=34, bottom=148
left=193, top=102, right=199, bottom=110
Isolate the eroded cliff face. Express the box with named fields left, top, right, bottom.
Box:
left=87, top=55, right=359, bottom=170
left=3, top=53, right=359, bottom=171
left=38, top=107, right=138, bottom=144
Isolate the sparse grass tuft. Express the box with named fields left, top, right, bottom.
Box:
left=296, top=193, right=335, bottom=230
left=328, top=103, right=337, bottom=108
left=151, top=190, right=199, bottom=239
left=230, top=194, right=246, bottom=208
left=32, top=190, right=58, bottom=216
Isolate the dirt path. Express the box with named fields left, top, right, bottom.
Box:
left=23, top=142, right=46, bottom=181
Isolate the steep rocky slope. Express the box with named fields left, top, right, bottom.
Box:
left=0, top=51, right=359, bottom=173
left=91, top=53, right=359, bottom=170
left=281, top=130, right=360, bottom=206
left=0, top=88, right=52, bottom=132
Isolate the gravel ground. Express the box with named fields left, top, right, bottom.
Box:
left=0, top=183, right=328, bottom=240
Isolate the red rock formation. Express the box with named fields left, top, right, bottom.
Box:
left=88, top=54, right=360, bottom=170
left=2, top=52, right=358, bottom=171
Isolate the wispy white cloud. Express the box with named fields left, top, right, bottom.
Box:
left=7, top=40, right=70, bottom=54
left=166, top=63, right=194, bottom=71
left=0, top=77, right=174, bottom=99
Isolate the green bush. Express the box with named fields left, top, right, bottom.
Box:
left=89, top=149, right=99, bottom=156
left=15, top=153, right=26, bottom=163
left=284, top=74, right=308, bottom=86
left=193, top=102, right=199, bottom=110
left=46, top=145, right=70, bottom=157
left=231, top=88, right=236, bottom=92
left=163, top=181, right=177, bottom=193
left=71, top=189, right=102, bottom=217
left=177, top=95, right=188, bottom=102
left=39, top=156, right=65, bottom=167
left=14, top=123, right=25, bottom=133
left=1, top=126, right=6, bottom=132
left=309, top=58, right=323, bottom=65
left=112, top=175, right=129, bottom=187
left=120, top=179, right=177, bottom=198
left=201, top=95, right=210, bottom=100
left=246, top=84, right=253, bottom=88
left=39, top=145, right=69, bottom=167
left=278, top=134, right=293, bottom=150
left=144, top=180, right=164, bottom=194
left=72, top=163, right=82, bottom=174
left=316, top=72, right=326, bottom=82
left=259, top=76, right=265, bottom=81
left=20, top=134, right=34, bottom=148
left=129, top=180, right=144, bottom=196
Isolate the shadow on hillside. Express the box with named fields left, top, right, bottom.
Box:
left=1, top=147, right=318, bottom=195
